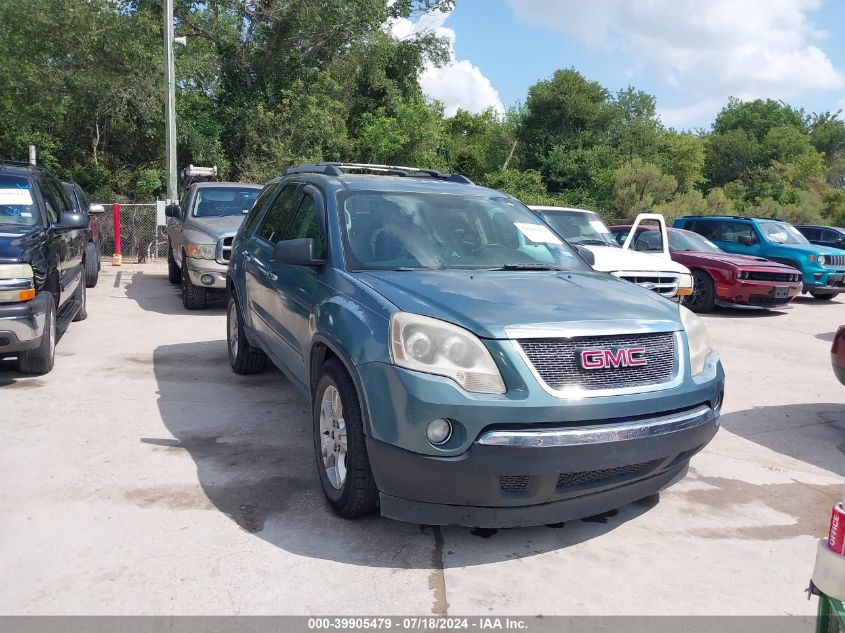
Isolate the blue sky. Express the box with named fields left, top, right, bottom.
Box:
left=397, top=0, right=845, bottom=130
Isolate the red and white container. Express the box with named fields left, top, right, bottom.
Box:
left=830, top=502, right=845, bottom=556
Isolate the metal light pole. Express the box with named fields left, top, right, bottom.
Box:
left=163, top=0, right=177, bottom=203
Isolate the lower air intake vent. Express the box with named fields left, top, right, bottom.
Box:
left=556, top=459, right=663, bottom=488
left=499, top=475, right=530, bottom=493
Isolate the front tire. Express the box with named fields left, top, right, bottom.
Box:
left=18, top=294, right=56, bottom=375
left=181, top=258, right=207, bottom=310
left=167, top=244, right=180, bottom=284
left=810, top=291, right=836, bottom=300
left=227, top=294, right=268, bottom=374
left=84, top=242, right=99, bottom=287
left=313, top=358, right=378, bottom=519
left=683, top=269, right=715, bottom=313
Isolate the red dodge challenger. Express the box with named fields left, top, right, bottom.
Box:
left=610, top=225, right=803, bottom=312
left=833, top=326, right=845, bottom=385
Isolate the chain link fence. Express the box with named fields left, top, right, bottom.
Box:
left=95, top=203, right=167, bottom=263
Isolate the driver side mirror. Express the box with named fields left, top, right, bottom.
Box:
left=575, top=245, right=595, bottom=266
left=271, top=238, right=325, bottom=267
left=54, top=211, right=88, bottom=231
left=165, top=204, right=181, bottom=219
left=88, top=203, right=105, bottom=215
left=738, top=235, right=755, bottom=246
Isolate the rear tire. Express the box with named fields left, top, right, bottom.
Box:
left=181, top=259, right=207, bottom=310
left=313, top=358, right=378, bottom=519
left=683, top=269, right=715, bottom=313
left=167, top=244, right=180, bottom=284
left=84, top=242, right=99, bottom=287
left=18, top=294, right=56, bottom=375
left=810, top=291, right=836, bottom=300
left=227, top=294, right=268, bottom=374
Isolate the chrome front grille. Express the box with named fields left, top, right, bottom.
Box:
left=216, top=234, right=235, bottom=265
left=518, top=332, right=676, bottom=392
left=612, top=272, right=679, bottom=297
left=825, top=254, right=845, bottom=267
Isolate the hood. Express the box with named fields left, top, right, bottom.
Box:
left=185, top=215, right=246, bottom=239
left=776, top=242, right=845, bottom=257
left=674, top=251, right=796, bottom=269
left=356, top=269, right=681, bottom=339
left=0, top=228, right=40, bottom=264
left=583, top=244, right=691, bottom=275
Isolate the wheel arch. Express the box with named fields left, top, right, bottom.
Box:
left=309, top=334, right=372, bottom=436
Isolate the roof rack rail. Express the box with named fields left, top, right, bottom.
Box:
left=284, top=162, right=473, bottom=184
left=0, top=159, right=43, bottom=170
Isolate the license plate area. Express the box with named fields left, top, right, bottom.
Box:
left=773, top=286, right=789, bottom=298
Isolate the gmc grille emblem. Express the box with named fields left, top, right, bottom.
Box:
left=579, top=347, right=647, bottom=370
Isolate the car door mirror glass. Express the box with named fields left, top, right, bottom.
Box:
left=738, top=235, right=755, bottom=246
left=271, top=238, right=324, bottom=267
left=55, top=211, right=88, bottom=231
left=165, top=204, right=181, bottom=218
left=575, top=245, right=595, bottom=266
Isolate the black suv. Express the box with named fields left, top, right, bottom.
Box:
left=0, top=162, right=90, bottom=374
left=63, top=181, right=105, bottom=287
left=795, top=225, right=845, bottom=250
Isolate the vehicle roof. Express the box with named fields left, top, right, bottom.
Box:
left=795, top=224, right=845, bottom=230
left=192, top=181, right=262, bottom=189
left=333, top=173, right=499, bottom=196
left=677, top=215, right=786, bottom=223
left=0, top=162, right=46, bottom=177
left=609, top=224, right=691, bottom=233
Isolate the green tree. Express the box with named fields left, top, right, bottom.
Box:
left=658, top=131, right=705, bottom=193
left=611, top=158, right=677, bottom=215
left=713, top=98, right=806, bottom=142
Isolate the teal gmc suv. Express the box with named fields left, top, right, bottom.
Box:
left=674, top=216, right=845, bottom=300
left=226, top=163, right=725, bottom=527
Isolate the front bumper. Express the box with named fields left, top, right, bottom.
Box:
left=805, top=270, right=845, bottom=293
left=714, top=279, right=801, bottom=309
left=0, top=292, right=49, bottom=355
left=185, top=257, right=227, bottom=290
left=369, top=404, right=719, bottom=527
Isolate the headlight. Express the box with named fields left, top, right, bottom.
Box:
left=818, top=254, right=826, bottom=267
left=680, top=305, right=712, bottom=376
left=736, top=270, right=748, bottom=280
left=185, top=243, right=216, bottom=260
left=0, top=263, right=35, bottom=303
left=390, top=312, right=506, bottom=394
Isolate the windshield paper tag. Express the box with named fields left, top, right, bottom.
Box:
left=0, top=189, right=33, bottom=206
left=515, top=223, right=563, bottom=245
left=589, top=219, right=611, bottom=234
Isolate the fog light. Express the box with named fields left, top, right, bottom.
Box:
left=426, top=418, right=452, bottom=445
left=200, top=274, right=215, bottom=286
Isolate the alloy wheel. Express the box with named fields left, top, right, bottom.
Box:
left=319, top=385, right=348, bottom=490
left=228, top=301, right=239, bottom=360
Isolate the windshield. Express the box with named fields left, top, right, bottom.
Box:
left=536, top=209, right=619, bottom=247
left=338, top=191, right=589, bottom=272
left=758, top=221, right=809, bottom=245
left=192, top=187, right=260, bottom=218
left=668, top=229, right=723, bottom=253
left=0, top=175, right=40, bottom=228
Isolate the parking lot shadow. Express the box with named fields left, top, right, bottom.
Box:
left=151, top=340, right=660, bottom=569
left=720, top=402, right=845, bottom=477
left=124, top=270, right=225, bottom=316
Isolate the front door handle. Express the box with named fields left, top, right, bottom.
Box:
left=241, top=250, right=252, bottom=262
left=266, top=271, right=278, bottom=282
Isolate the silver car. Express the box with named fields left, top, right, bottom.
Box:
left=166, top=182, right=262, bottom=309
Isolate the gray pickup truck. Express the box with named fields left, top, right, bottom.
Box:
left=165, top=182, right=262, bottom=309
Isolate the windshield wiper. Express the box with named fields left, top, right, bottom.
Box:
left=487, top=263, right=566, bottom=271
left=572, top=239, right=612, bottom=246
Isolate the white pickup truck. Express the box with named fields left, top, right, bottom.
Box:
left=530, top=206, right=693, bottom=301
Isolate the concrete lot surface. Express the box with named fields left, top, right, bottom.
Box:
left=0, top=262, right=843, bottom=615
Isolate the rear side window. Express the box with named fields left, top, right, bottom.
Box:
left=718, top=221, right=757, bottom=244
left=0, top=174, right=40, bottom=227
left=256, top=185, right=300, bottom=244
left=800, top=227, right=820, bottom=240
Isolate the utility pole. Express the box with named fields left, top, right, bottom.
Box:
left=163, top=0, right=177, bottom=203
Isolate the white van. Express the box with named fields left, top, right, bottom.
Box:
left=530, top=207, right=693, bottom=301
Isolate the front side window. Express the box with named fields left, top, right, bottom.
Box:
left=0, top=174, right=41, bottom=228
left=536, top=210, right=619, bottom=247
left=287, top=194, right=325, bottom=257
left=717, top=221, right=757, bottom=244
left=256, top=186, right=300, bottom=244
left=758, top=221, right=808, bottom=245
left=192, top=187, right=261, bottom=218
left=338, top=191, right=588, bottom=272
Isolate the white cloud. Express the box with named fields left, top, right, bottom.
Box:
left=657, top=100, right=724, bottom=129
left=388, top=10, right=505, bottom=117
left=508, top=0, right=844, bottom=122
